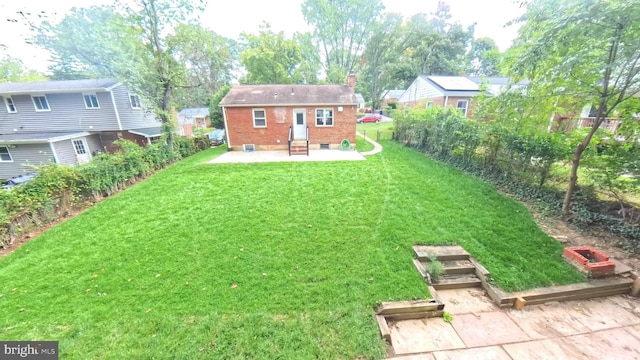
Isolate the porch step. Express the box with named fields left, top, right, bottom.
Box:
left=441, top=259, right=476, bottom=275
left=432, top=274, right=483, bottom=290
left=290, top=140, right=308, bottom=155
left=413, top=245, right=469, bottom=262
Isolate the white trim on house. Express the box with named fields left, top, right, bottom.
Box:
left=32, top=95, right=50, bottom=112
left=48, top=141, right=59, bottom=164
left=223, top=107, right=231, bottom=148
left=83, top=93, right=100, bottom=109
left=3, top=96, right=17, bottom=113
left=109, top=90, right=124, bottom=130
left=315, top=108, right=334, bottom=127
left=252, top=108, right=267, bottom=128
left=105, top=82, right=123, bottom=92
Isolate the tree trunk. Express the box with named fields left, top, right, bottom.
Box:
left=161, top=81, right=174, bottom=149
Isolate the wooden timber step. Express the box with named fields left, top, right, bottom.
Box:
left=413, top=245, right=469, bottom=262
left=432, top=274, right=482, bottom=290
left=509, top=277, right=634, bottom=304
left=440, top=259, right=476, bottom=275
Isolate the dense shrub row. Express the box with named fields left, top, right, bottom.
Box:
left=0, top=136, right=209, bottom=247
left=394, top=107, right=640, bottom=252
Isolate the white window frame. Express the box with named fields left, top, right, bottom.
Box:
left=129, top=94, right=142, bottom=109
left=72, top=139, right=88, bottom=155
left=4, top=96, right=17, bottom=113
left=0, top=146, right=13, bottom=162
left=83, top=93, right=100, bottom=109
left=32, top=95, right=50, bottom=112
left=457, top=99, right=469, bottom=117
left=315, top=108, right=334, bottom=127
left=252, top=109, right=266, bottom=128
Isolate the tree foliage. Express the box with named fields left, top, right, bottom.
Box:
left=239, top=23, right=302, bottom=84
left=509, top=0, right=640, bottom=215
left=467, top=37, right=501, bottom=76
left=0, top=55, right=47, bottom=82
left=302, top=0, right=384, bottom=83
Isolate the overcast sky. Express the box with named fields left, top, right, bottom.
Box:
left=1, top=0, right=525, bottom=74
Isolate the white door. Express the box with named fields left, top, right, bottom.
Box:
left=293, top=109, right=306, bottom=139
left=72, top=138, right=91, bottom=164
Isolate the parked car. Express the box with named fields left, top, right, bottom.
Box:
left=1, top=173, right=38, bottom=190
left=208, top=129, right=226, bottom=146
left=357, top=113, right=382, bottom=123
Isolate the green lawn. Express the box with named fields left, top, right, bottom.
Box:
left=0, top=142, right=584, bottom=359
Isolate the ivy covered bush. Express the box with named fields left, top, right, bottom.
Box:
left=0, top=138, right=207, bottom=247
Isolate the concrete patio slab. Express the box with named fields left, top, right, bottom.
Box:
left=506, top=304, right=591, bottom=339
left=569, top=298, right=640, bottom=331
left=451, top=311, right=530, bottom=347
left=502, top=338, right=584, bottom=360
left=435, top=288, right=498, bottom=315
left=389, top=318, right=465, bottom=355
left=208, top=149, right=366, bottom=163
left=386, top=353, right=435, bottom=360
left=624, top=324, right=640, bottom=340
left=432, top=346, right=511, bottom=360
left=563, top=327, right=640, bottom=359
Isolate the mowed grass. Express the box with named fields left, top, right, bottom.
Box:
left=0, top=142, right=584, bottom=359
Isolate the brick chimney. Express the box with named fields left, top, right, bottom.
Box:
left=347, top=72, right=355, bottom=91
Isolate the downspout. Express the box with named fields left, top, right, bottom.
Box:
left=109, top=89, right=124, bottom=131
left=444, top=95, right=449, bottom=108
left=222, top=106, right=231, bottom=149
left=48, top=140, right=59, bottom=164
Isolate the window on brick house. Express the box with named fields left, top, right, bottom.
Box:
left=315, top=108, right=333, bottom=126
left=253, top=109, right=266, bottom=127
left=457, top=100, right=468, bottom=117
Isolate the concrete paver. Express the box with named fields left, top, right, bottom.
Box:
left=568, top=298, right=640, bottom=331
left=436, top=288, right=498, bottom=315
left=623, top=324, right=640, bottom=340
left=432, top=346, right=511, bottom=360
left=502, top=338, right=584, bottom=360
left=506, top=304, right=591, bottom=339
left=389, top=318, right=465, bottom=355
left=563, top=327, right=640, bottom=359
left=451, top=311, right=530, bottom=348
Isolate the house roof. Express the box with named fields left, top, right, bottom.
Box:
left=355, top=93, right=365, bottom=104
left=384, top=90, right=405, bottom=99
left=467, top=76, right=530, bottom=86
left=0, top=79, right=121, bottom=95
left=418, top=76, right=480, bottom=97
left=178, top=107, right=210, bottom=118
left=128, top=127, right=162, bottom=138
left=0, top=131, right=91, bottom=144
left=220, top=84, right=357, bottom=107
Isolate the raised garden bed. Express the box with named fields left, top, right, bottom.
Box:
left=563, top=246, right=616, bottom=278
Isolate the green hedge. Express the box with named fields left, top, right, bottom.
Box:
left=0, top=137, right=208, bottom=247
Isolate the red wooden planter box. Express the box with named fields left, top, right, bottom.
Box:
left=563, top=246, right=615, bottom=278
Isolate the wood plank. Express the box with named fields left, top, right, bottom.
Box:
left=469, top=257, right=492, bottom=282
left=413, top=258, right=428, bottom=279
left=523, top=287, right=631, bottom=305
left=376, top=300, right=442, bottom=315
left=427, top=286, right=445, bottom=310
left=413, top=245, right=469, bottom=262
left=441, top=260, right=476, bottom=275
left=432, top=276, right=482, bottom=290
left=385, top=310, right=444, bottom=321
left=510, top=278, right=633, bottom=301
left=376, top=315, right=391, bottom=342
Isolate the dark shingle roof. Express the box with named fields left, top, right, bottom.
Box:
left=0, top=79, right=120, bottom=94
left=220, top=84, right=356, bottom=106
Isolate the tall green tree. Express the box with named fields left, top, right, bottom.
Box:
left=36, top=0, right=209, bottom=148
left=467, top=37, right=501, bottom=76
left=301, top=0, right=384, bottom=83
left=0, top=55, right=48, bottom=82
left=360, top=13, right=406, bottom=109
left=168, top=24, right=233, bottom=108
left=239, top=23, right=302, bottom=84
left=510, top=0, right=640, bottom=215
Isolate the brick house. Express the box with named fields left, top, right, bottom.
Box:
left=220, top=77, right=357, bottom=154
left=398, top=76, right=479, bottom=117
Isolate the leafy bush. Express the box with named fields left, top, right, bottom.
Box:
left=0, top=138, right=206, bottom=247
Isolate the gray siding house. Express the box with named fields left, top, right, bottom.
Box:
left=0, top=79, right=162, bottom=180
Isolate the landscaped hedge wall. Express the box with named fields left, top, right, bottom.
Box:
left=0, top=136, right=209, bottom=247
left=394, top=107, right=640, bottom=252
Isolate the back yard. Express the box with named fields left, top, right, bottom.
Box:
left=0, top=142, right=584, bottom=359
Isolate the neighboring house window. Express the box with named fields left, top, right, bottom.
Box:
left=4, top=96, right=17, bottom=113
left=316, top=108, right=333, bottom=126
left=73, top=139, right=87, bottom=155
left=0, top=146, right=13, bottom=162
left=253, top=109, right=266, bottom=127
left=457, top=100, right=468, bottom=116
left=32, top=95, right=50, bottom=111
left=83, top=93, right=100, bottom=109
left=129, top=94, right=141, bottom=109
left=426, top=102, right=433, bottom=108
